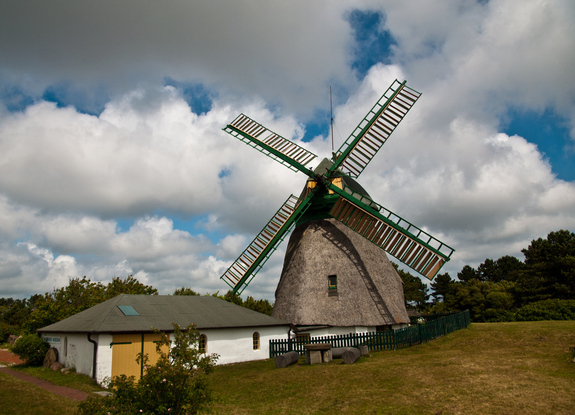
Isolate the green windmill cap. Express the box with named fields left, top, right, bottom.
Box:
left=308, top=158, right=373, bottom=201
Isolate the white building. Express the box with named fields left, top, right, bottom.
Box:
left=38, top=294, right=290, bottom=385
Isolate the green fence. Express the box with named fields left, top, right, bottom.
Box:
left=269, top=309, right=470, bottom=358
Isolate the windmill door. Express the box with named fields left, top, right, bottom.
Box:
left=111, top=333, right=165, bottom=380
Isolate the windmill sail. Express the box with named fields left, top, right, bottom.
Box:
left=331, top=80, right=421, bottom=178
left=224, top=114, right=317, bottom=175
left=220, top=193, right=314, bottom=294
left=328, top=184, right=453, bottom=280
left=220, top=78, right=454, bottom=294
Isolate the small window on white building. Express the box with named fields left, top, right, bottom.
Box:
left=199, top=334, right=207, bottom=353
left=253, top=332, right=260, bottom=350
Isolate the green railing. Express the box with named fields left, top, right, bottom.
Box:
left=269, top=310, right=470, bottom=358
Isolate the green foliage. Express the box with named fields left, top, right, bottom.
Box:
left=12, top=334, right=49, bottom=366
left=515, top=299, right=575, bottom=321
left=429, top=272, right=453, bottom=303
left=0, top=321, right=17, bottom=343
left=173, top=287, right=200, bottom=296
left=457, top=265, right=478, bottom=283
left=243, top=296, right=274, bottom=315
left=435, top=230, right=575, bottom=322
left=77, top=324, right=218, bottom=415
left=444, top=280, right=517, bottom=322
left=516, top=229, right=575, bottom=304
left=394, top=265, right=429, bottom=310
left=106, top=275, right=158, bottom=297
left=23, top=275, right=157, bottom=333
left=210, top=290, right=274, bottom=316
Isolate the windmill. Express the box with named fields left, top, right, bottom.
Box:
left=220, top=79, right=454, bottom=328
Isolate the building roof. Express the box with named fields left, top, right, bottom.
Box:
left=38, top=295, right=289, bottom=334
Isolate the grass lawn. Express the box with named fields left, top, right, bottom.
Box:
left=0, top=370, right=79, bottom=415
left=1, top=321, right=573, bottom=414
left=210, top=321, right=575, bottom=414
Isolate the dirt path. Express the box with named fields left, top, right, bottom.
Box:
left=0, top=348, right=90, bottom=401
left=0, top=347, right=25, bottom=365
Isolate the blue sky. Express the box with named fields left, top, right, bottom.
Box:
left=0, top=0, right=574, bottom=300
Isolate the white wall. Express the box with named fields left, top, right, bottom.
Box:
left=200, top=325, right=289, bottom=365
left=42, top=325, right=290, bottom=385
left=296, top=326, right=378, bottom=337
left=95, top=333, right=113, bottom=385
left=41, top=333, right=95, bottom=380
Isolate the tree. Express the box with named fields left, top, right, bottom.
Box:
left=209, top=290, right=274, bottom=316
left=493, top=255, right=525, bottom=282
left=430, top=273, right=453, bottom=303
left=396, top=266, right=429, bottom=310
left=517, top=230, right=575, bottom=302
left=476, top=259, right=496, bottom=282
left=445, top=280, right=516, bottom=322
left=106, top=275, right=158, bottom=297
left=25, top=276, right=157, bottom=333
left=173, top=287, right=200, bottom=296
left=243, top=296, right=273, bottom=316
left=77, top=324, right=218, bottom=415
left=476, top=256, right=525, bottom=283
left=457, top=265, right=478, bottom=283
left=24, top=277, right=106, bottom=332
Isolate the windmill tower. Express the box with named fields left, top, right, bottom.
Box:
left=219, top=80, right=454, bottom=330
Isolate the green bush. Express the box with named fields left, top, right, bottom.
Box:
left=11, top=334, right=49, bottom=365
left=0, top=322, right=17, bottom=343
left=77, top=324, right=218, bottom=415
left=515, top=299, right=575, bottom=321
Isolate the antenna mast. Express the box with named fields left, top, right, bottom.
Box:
left=330, top=86, right=335, bottom=160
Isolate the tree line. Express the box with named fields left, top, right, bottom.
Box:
left=1, top=229, right=573, bottom=341
left=0, top=276, right=272, bottom=343
left=399, top=229, right=575, bottom=322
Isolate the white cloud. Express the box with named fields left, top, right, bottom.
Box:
left=0, top=0, right=574, bottom=300
left=0, top=0, right=359, bottom=116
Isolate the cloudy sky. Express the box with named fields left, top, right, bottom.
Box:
left=1, top=0, right=574, bottom=300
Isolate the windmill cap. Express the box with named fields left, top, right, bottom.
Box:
left=307, top=158, right=374, bottom=201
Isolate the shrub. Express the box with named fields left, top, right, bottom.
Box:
left=77, top=324, right=218, bottom=415
left=0, top=322, right=17, bottom=343
left=11, top=334, right=49, bottom=365
left=515, top=299, right=575, bottom=321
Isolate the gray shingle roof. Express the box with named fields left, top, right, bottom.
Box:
left=38, top=295, right=289, bottom=334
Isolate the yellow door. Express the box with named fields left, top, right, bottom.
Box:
left=143, top=333, right=168, bottom=366
left=111, top=333, right=168, bottom=380
left=111, top=334, right=141, bottom=380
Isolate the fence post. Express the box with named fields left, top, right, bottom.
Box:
left=419, top=322, right=423, bottom=344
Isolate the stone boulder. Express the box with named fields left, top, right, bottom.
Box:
left=8, top=335, right=20, bottom=345
left=50, top=362, right=63, bottom=371
left=43, top=347, right=58, bottom=368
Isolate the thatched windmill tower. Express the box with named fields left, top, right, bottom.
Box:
left=219, top=80, right=454, bottom=330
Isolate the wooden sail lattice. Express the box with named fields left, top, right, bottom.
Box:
left=334, top=80, right=421, bottom=178
left=329, top=195, right=453, bottom=280
left=221, top=194, right=302, bottom=293
left=219, top=79, right=454, bottom=291
left=224, top=114, right=317, bottom=173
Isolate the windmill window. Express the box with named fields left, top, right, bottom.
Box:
left=253, top=332, right=260, bottom=350
left=199, top=334, right=207, bottom=353
left=328, top=275, right=337, bottom=289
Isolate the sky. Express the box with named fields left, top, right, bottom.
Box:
left=0, top=0, right=574, bottom=300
